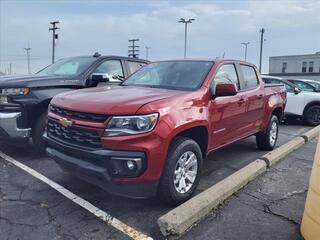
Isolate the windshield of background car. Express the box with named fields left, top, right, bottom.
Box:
left=38, top=57, right=97, bottom=76
left=123, top=61, right=214, bottom=90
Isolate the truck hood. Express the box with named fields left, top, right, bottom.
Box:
left=0, top=74, right=83, bottom=88
left=51, top=85, right=185, bottom=115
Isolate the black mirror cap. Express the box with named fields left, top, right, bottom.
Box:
left=91, top=74, right=109, bottom=82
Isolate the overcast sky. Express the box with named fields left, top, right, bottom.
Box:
left=0, top=0, right=319, bottom=74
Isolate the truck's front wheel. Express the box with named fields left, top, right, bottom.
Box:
left=158, top=136, right=202, bottom=205
left=256, top=115, right=279, bottom=150
left=32, top=112, right=47, bottom=153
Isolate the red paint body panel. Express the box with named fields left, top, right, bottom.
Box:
left=47, top=59, right=287, bottom=186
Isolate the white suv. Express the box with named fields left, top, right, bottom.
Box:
left=262, top=76, right=320, bottom=126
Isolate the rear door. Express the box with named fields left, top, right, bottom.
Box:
left=237, top=64, right=265, bottom=133
left=209, top=63, right=247, bottom=149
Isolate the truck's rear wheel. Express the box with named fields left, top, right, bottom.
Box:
left=256, top=115, right=279, bottom=150
left=32, top=112, right=47, bottom=153
left=304, top=105, right=320, bottom=126
left=158, top=136, right=202, bottom=205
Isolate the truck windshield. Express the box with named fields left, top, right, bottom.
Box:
left=37, top=57, right=96, bottom=76
left=123, top=61, right=213, bottom=90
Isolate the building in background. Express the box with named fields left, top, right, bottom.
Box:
left=269, top=52, right=320, bottom=81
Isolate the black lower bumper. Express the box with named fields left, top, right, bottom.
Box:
left=44, top=134, right=158, bottom=199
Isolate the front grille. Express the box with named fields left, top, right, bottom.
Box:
left=47, top=119, right=101, bottom=149
left=50, top=105, right=108, bottom=123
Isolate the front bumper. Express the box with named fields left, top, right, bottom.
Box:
left=44, top=134, right=158, bottom=199
left=0, top=112, right=31, bottom=140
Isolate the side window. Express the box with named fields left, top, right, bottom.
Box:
left=293, top=81, right=314, bottom=92
left=93, top=60, right=124, bottom=81
left=212, top=64, right=239, bottom=89
left=240, top=65, right=259, bottom=90
left=127, top=61, right=146, bottom=74
left=283, top=83, right=295, bottom=93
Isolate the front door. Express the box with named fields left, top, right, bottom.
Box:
left=209, top=63, right=247, bottom=149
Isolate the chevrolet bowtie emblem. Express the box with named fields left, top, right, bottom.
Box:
left=59, top=118, right=73, bottom=128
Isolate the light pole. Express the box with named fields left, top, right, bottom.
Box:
left=24, top=43, right=31, bottom=74
left=241, top=42, right=250, bottom=61
left=259, top=28, right=265, bottom=73
left=178, top=18, right=195, bottom=59
left=145, top=46, right=151, bottom=60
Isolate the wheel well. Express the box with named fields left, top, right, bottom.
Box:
left=30, top=99, right=51, bottom=127
left=303, top=101, right=320, bottom=115
left=175, top=126, right=208, bottom=158
left=272, top=107, right=283, bottom=122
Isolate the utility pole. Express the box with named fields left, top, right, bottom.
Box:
left=145, top=46, right=151, bottom=60
left=241, top=42, right=250, bottom=61
left=49, top=21, right=60, bottom=64
left=178, top=18, right=195, bottom=59
left=128, top=39, right=140, bottom=58
left=24, top=43, right=31, bottom=74
left=9, top=63, right=12, bottom=75
left=259, top=28, right=265, bottom=73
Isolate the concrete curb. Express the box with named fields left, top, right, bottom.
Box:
left=158, top=160, right=267, bottom=236
left=300, top=125, right=320, bottom=142
left=158, top=126, right=320, bottom=237
left=259, top=137, right=305, bottom=167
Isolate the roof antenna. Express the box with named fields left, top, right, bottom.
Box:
left=93, top=52, right=101, bottom=57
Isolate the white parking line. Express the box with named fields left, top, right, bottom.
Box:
left=0, top=151, right=153, bottom=240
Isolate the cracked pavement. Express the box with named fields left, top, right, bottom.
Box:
left=183, top=137, right=317, bottom=240
left=0, top=122, right=314, bottom=240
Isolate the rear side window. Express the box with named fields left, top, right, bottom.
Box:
left=127, top=61, right=147, bottom=74
left=212, top=64, right=239, bottom=90
left=240, top=65, right=259, bottom=90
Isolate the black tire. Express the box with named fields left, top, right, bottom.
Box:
left=256, top=115, right=279, bottom=150
left=158, top=136, right=202, bottom=205
left=32, top=112, right=47, bottom=153
left=304, top=105, right=320, bottom=126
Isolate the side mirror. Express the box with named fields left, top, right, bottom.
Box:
left=294, top=87, right=301, bottom=95
left=214, top=83, right=238, bottom=97
left=91, top=73, right=110, bottom=83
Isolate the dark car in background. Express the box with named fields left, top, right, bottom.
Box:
left=0, top=53, right=149, bottom=151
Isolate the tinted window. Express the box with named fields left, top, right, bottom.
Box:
left=292, top=81, right=314, bottom=92
left=128, top=61, right=147, bottom=74
left=240, top=65, right=259, bottom=90
left=124, top=61, right=213, bottom=90
left=212, top=64, right=239, bottom=90
left=263, top=77, right=294, bottom=93
left=94, top=60, right=123, bottom=76
left=38, top=57, right=96, bottom=76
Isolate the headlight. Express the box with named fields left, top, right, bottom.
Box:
left=2, top=88, right=29, bottom=96
left=104, top=113, right=159, bottom=137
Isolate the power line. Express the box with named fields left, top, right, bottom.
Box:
left=128, top=39, right=140, bottom=58
left=49, top=21, right=60, bottom=64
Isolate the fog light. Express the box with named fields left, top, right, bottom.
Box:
left=126, top=160, right=136, bottom=170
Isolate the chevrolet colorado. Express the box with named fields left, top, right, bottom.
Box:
left=0, top=54, right=148, bottom=151
left=45, top=59, right=287, bottom=204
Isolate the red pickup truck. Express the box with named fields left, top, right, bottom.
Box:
left=44, top=59, right=286, bottom=204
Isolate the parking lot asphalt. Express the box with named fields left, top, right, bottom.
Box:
left=0, top=121, right=313, bottom=240
left=183, top=136, right=317, bottom=240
